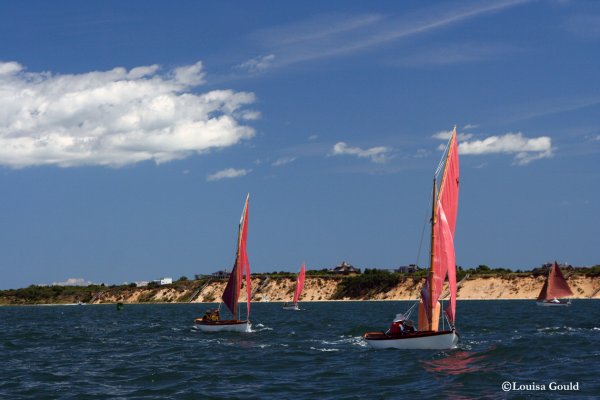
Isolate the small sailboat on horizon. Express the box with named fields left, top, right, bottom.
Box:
left=536, top=261, right=573, bottom=306
left=364, top=127, right=460, bottom=350
left=194, top=194, right=252, bottom=333
left=283, top=263, right=306, bottom=310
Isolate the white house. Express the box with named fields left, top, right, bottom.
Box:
left=159, top=277, right=173, bottom=285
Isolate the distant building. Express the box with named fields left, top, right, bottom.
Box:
left=211, top=270, right=229, bottom=279
left=331, top=261, right=360, bottom=275
left=151, top=277, right=173, bottom=286
left=135, top=281, right=149, bottom=287
left=397, top=264, right=418, bottom=274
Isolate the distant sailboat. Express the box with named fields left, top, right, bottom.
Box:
left=536, top=261, right=573, bottom=306
left=364, top=127, right=460, bottom=350
left=283, top=263, right=306, bottom=310
left=194, top=194, right=252, bottom=332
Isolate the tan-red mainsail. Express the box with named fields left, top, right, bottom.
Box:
left=222, top=194, right=251, bottom=320
left=537, top=262, right=574, bottom=301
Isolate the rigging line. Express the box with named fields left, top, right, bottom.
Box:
left=404, top=300, right=418, bottom=320
left=415, top=187, right=433, bottom=269
left=434, top=133, right=453, bottom=179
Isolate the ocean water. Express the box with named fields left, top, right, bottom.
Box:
left=1, top=300, right=599, bottom=399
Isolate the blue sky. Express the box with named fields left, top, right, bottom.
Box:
left=0, top=0, right=599, bottom=289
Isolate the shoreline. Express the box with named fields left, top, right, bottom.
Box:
left=2, top=298, right=599, bottom=306
left=2, top=274, right=599, bottom=305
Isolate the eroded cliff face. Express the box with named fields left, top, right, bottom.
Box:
left=90, top=275, right=600, bottom=304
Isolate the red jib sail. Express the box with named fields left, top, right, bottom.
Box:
left=293, top=263, right=306, bottom=304
left=222, top=194, right=251, bottom=320
left=438, top=130, right=459, bottom=325
left=537, top=261, right=574, bottom=301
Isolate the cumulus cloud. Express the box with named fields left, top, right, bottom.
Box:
left=459, top=132, right=553, bottom=165
left=206, top=167, right=252, bottom=181
left=0, top=60, right=257, bottom=168
left=432, top=129, right=473, bottom=141
left=52, top=278, right=92, bottom=286
left=235, top=54, right=276, bottom=73
left=272, top=156, right=296, bottom=166
left=331, top=142, right=393, bottom=163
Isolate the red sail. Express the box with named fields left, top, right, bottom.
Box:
left=221, top=194, right=250, bottom=320
left=438, top=128, right=460, bottom=235
left=537, top=262, right=573, bottom=301
left=439, top=129, right=459, bottom=324
left=439, top=205, right=457, bottom=325
left=293, top=263, right=306, bottom=304
left=240, top=196, right=251, bottom=318
left=222, top=257, right=241, bottom=319
left=422, top=128, right=460, bottom=329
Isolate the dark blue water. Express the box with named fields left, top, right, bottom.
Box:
left=1, top=301, right=599, bottom=399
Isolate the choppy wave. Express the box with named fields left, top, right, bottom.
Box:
left=1, top=300, right=599, bottom=398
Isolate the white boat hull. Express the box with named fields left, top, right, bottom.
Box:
left=364, top=330, right=459, bottom=350
left=536, top=300, right=571, bottom=307
left=282, top=304, right=300, bottom=310
left=194, top=320, right=251, bottom=333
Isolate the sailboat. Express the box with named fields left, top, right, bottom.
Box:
left=194, top=194, right=252, bottom=332
left=536, top=261, right=573, bottom=306
left=283, top=263, right=306, bottom=310
left=364, top=127, right=460, bottom=350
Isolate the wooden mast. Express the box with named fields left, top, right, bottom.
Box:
left=428, top=177, right=437, bottom=328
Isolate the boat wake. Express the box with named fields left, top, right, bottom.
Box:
left=251, top=324, right=273, bottom=333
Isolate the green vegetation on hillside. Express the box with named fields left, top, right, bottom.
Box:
left=1, top=265, right=598, bottom=305
left=332, top=269, right=402, bottom=299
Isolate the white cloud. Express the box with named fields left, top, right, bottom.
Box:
left=331, top=142, right=393, bottom=163
left=0, top=60, right=257, bottom=168
left=432, top=130, right=473, bottom=141
left=206, top=167, right=252, bottom=181
left=308, top=134, right=319, bottom=141
left=398, top=42, right=516, bottom=67
left=251, top=1, right=529, bottom=68
left=459, top=132, right=553, bottom=165
left=414, top=149, right=430, bottom=158
left=272, top=156, right=296, bottom=166
left=463, top=123, right=478, bottom=130
left=52, top=278, right=92, bottom=286
left=235, top=54, right=276, bottom=73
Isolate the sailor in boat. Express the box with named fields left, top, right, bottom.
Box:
left=202, top=309, right=212, bottom=322
left=386, top=314, right=415, bottom=336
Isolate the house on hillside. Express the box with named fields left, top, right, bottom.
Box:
left=211, top=270, right=229, bottom=279
left=330, top=261, right=360, bottom=275
left=152, top=277, right=173, bottom=285
left=397, top=264, right=418, bottom=274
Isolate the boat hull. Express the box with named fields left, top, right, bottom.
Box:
left=193, top=319, right=251, bottom=333
left=536, top=299, right=571, bottom=306
left=282, top=304, right=300, bottom=310
left=364, top=329, right=459, bottom=350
